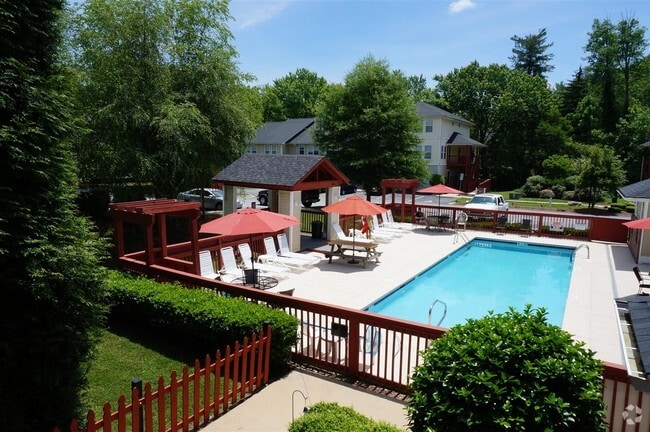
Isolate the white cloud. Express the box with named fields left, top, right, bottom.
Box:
left=449, top=0, right=477, bottom=14
left=230, top=0, right=292, bottom=29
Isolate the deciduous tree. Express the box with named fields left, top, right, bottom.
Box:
left=67, top=0, right=260, bottom=199
left=314, top=56, right=428, bottom=196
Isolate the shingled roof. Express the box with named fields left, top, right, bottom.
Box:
left=212, top=154, right=348, bottom=191
left=619, top=179, right=650, bottom=200
left=447, top=131, right=486, bottom=147
left=416, top=102, right=474, bottom=126
left=251, top=118, right=315, bottom=145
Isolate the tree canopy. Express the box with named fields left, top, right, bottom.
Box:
left=314, top=56, right=428, bottom=195
left=260, top=68, right=328, bottom=121
left=66, top=0, right=261, bottom=199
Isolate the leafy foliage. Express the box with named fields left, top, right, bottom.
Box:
left=65, top=0, right=261, bottom=199
left=288, top=402, right=402, bottom=432
left=0, top=1, right=107, bottom=430
left=260, top=68, right=328, bottom=121
left=408, top=306, right=606, bottom=432
left=314, top=55, right=428, bottom=194
left=575, top=145, right=626, bottom=208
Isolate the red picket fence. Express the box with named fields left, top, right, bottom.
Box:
left=53, top=325, right=272, bottom=432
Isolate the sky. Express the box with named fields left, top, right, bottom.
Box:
left=228, top=0, right=650, bottom=88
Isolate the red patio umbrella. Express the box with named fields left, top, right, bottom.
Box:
left=622, top=218, right=650, bottom=229
left=418, top=184, right=464, bottom=216
left=199, top=208, right=300, bottom=269
left=322, top=195, right=386, bottom=264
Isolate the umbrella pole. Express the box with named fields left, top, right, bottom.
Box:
left=348, top=215, right=359, bottom=264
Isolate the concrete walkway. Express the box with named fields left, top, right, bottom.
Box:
left=201, top=368, right=409, bottom=431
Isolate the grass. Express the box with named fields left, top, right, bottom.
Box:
left=84, top=321, right=199, bottom=415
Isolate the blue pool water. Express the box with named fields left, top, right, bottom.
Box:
left=366, top=239, right=574, bottom=327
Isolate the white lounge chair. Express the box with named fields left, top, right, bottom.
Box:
left=259, top=237, right=313, bottom=269
left=332, top=223, right=376, bottom=245
left=218, top=246, right=243, bottom=283
left=384, top=209, right=415, bottom=230
left=371, top=214, right=403, bottom=236
left=237, top=243, right=289, bottom=278
left=199, top=251, right=220, bottom=280
left=277, top=233, right=320, bottom=265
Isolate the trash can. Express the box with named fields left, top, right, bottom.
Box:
left=311, top=220, right=323, bottom=239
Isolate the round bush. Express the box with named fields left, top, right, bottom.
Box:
left=408, top=306, right=606, bottom=431
left=289, top=402, right=402, bottom=432
left=522, top=175, right=548, bottom=198
left=539, top=189, right=555, bottom=199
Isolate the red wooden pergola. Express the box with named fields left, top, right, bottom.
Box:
left=379, top=178, right=420, bottom=221
left=109, top=199, right=202, bottom=274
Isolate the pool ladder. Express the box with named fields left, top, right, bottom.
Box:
left=571, top=244, right=590, bottom=262
left=453, top=231, right=469, bottom=244
left=428, top=299, right=447, bottom=327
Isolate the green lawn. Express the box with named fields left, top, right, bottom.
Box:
left=84, top=322, right=198, bottom=415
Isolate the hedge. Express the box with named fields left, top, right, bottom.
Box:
left=105, top=270, right=299, bottom=375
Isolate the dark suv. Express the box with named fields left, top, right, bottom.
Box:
left=257, top=189, right=321, bottom=207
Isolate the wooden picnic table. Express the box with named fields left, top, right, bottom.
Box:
left=325, top=239, right=382, bottom=268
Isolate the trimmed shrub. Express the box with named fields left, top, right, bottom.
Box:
left=551, top=184, right=566, bottom=199
left=288, top=402, right=403, bottom=432
left=408, top=306, right=606, bottom=431
left=429, top=174, right=445, bottom=186
left=539, top=189, right=555, bottom=199
left=521, top=175, right=548, bottom=197
left=105, top=270, right=299, bottom=375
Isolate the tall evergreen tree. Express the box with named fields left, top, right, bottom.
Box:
left=0, top=2, right=106, bottom=431
left=509, top=28, right=555, bottom=78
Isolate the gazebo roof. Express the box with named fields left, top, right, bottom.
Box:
left=212, top=153, right=349, bottom=191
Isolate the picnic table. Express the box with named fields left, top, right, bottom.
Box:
left=325, top=239, right=382, bottom=268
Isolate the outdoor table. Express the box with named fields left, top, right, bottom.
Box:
left=232, top=275, right=279, bottom=290
left=325, top=239, right=381, bottom=267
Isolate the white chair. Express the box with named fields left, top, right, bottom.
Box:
left=237, top=243, right=289, bottom=278
left=332, top=223, right=375, bottom=244
left=456, top=211, right=468, bottom=231
left=199, top=251, right=220, bottom=280
left=384, top=209, right=415, bottom=230
left=371, top=214, right=403, bottom=236
left=277, top=233, right=320, bottom=265
left=259, top=237, right=312, bottom=269
left=218, top=246, right=243, bottom=282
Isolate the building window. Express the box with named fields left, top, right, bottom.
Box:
left=264, top=144, right=278, bottom=154
left=299, top=146, right=305, bottom=155
left=248, top=145, right=256, bottom=154
left=424, top=145, right=432, bottom=159
left=440, top=145, right=447, bottom=160
left=425, top=118, right=433, bottom=133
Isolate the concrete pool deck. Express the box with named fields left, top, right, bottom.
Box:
left=204, top=226, right=639, bottom=431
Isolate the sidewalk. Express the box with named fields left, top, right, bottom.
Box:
left=201, top=368, right=409, bottom=432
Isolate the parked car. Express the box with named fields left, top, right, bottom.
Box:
left=257, top=189, right=321, bottom=207
left=464, top=193, right=509, bottom=218
left=340, top=183, right=358, bottom=195
left=176, top=188, right=243, bottom=210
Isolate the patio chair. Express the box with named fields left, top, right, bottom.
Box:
left=218, top=246, right=243, bottom=283
left=496, top=215, right=508, bottom=234
left=259, top=237, right=312, bottom=269
left=199, top=251, right=220, bottom=280
left=277, top=233, right=320, bottom=265
left=455, top=211, right=468, bottom=231
left=633, top=266, right=650, bottom=295
left=371, top=214, right=403, bottom=236
left=384, top=209, right=415, bottom=230
left=237, top=242, right=290, bottom=278
left=521, top=219, right=532, bottom=237
left=332, top=223, right=375, bottom=245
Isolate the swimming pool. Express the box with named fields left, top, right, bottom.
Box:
left=366, top=238, right=574, bottom=327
